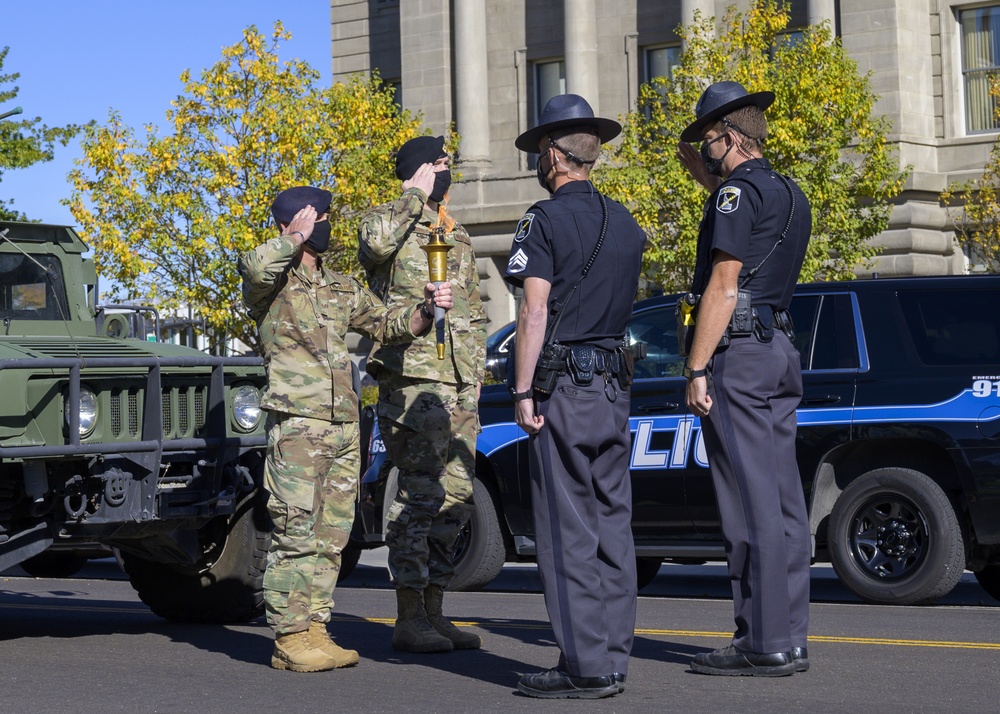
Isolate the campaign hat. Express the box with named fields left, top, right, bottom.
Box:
left=514, top=94, right=621, bottom=153
left=680, top=81, right=775, bottom=143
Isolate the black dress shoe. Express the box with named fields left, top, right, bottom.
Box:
left=516, top=669, right=619, bottom=699
left=691, top=645, right=797, bottom=677
left=790, top=646, right=810, bottom=672
left=612, top=672, right=626, bottom=693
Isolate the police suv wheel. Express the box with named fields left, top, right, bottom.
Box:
left=974, top=564, right=1000, bottom=602
left=337, top=541, right=363, bottom=583
left=447, top=476, right=506, bottom=592
left=828, top=467, right=965, bottom=605
left=636, top=557, right=662, bottom=590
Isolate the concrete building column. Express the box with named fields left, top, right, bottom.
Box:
left=454, top=0, right=491, bottom=163
left=398, top=0, right=451, bottom=132
left=807, top=0, right=837, bottom=29
left=565, top=0, right=600, bottom=111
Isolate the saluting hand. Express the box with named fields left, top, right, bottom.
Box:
left=284, top=205, right=317, bottom=245
left=403, top=163, right=436, bottom=198
left=677, top=141, right=721, bottom=192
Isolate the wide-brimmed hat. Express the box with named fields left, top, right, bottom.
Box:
left=680, top=81, right=775, bottom=143
left=515, top=94, right=621, bottom=153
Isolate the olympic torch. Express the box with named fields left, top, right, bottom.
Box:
left=421, top=225, right=452, bottom=360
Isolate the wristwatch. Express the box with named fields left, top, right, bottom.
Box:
left=419, top=302, right=434, bottom=320
left=510, top=388, right=534, bottom=402
left=683, top=363, right=707, bottom=381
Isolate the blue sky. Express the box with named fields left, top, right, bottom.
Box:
left=3, top=1, right=332, bottom=226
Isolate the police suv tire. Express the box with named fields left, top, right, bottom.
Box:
left=121, top=493, right=269, bottom=623
left=337, top=541, right=363, bottom=583
left=636, top=557, right=662, bottom=591
left=974, top=564, right=1000, bottom=602
left=828, top=467, right=965, bottom=605
left=448, top=476, right=506, bottom=592
left=19, top=551, right=89, bottom=578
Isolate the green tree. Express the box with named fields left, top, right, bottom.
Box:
left=940, top=75, right=1000, bottom=273
left=594, top=1, right=908, bottom=293
left=68, top=23, right=430, bottom=354
left=0, top=46, right=84, bottom=221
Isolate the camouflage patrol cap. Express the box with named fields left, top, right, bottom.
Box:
left=270, top=186, right=332, bottom=225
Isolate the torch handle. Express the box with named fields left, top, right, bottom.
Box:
left=433, top=281, right=447, bottom=360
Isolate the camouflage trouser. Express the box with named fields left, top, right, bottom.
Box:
left=262, top=412, right=359, bottom=635
left=378, top=378, right=478, bottom=591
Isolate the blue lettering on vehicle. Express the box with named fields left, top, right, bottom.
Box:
left=476, top=388, right=1000, bottom=468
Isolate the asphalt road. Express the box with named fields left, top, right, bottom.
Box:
left=1, top=552, right=998, bottom=713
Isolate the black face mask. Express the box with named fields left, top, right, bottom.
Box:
left=429, top=171, right=452, bottom=203
left=535, top=152, right=553, bottom=194
left=305, top=219, right=331, bottom=254
left=700, top=134, right=734, bottom=177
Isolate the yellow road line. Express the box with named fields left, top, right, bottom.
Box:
left=329, top=617, right=1000, bottom=651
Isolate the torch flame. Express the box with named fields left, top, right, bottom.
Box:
left=433, top=194, right=456, bottom=233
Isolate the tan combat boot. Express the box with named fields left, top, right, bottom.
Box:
left=391, top=587, right=454, bottom=653
left=271, top=630, right=339, bottom=672
left=307, top=621, right=360, bottom=667
left=424, top=584, right=482, bottom=650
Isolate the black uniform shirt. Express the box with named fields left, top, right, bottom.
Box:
left=504, top=180, right=646, bottom=349
left=691, top=158, right=811, bottom=310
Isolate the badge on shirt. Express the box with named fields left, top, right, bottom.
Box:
left=716, top=186, right=742, bottom=214
left=507, top=248, right=529, bottom=274
left=514, top=213, right=535, bottom=243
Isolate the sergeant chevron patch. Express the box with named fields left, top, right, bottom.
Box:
left=507, top=248, right=529, bottom=273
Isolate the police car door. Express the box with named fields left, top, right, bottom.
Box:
left=627, top=299, right=697, bottom=538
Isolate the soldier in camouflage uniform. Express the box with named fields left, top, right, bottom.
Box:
left=358, top=136, right=487, bottom=653
left=238, top=186, right=452, bottom=672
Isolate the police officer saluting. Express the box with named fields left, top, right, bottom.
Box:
left=677, top=81, right=812, bottom=676
left=505, top=94, right=646, bottom=699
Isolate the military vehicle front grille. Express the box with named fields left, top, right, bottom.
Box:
left=161, top=385, right=208, bottom=439
left=109, top=387, right=140, bottom=438
left=106, top=385, right=208, bottom=439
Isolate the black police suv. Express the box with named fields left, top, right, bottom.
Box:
left=346, top=275, right=1000, bottom=605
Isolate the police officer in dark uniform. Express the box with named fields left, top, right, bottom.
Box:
left=677, top=81, right=812, bottom=677
left=504, top=94, right=646, bottom=699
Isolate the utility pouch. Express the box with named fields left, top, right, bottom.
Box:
left=729, top=289, right=753, bottom=337
left=753, top=308, right=774, bottom=344
left=568, top=345, right=596, bottom=386
left=676, top=293, right=698, bottom=357
left=618, top=347, right=634, bottom=390
left=532, top=342, right=569, bottom=394
left=774, top=309, right=795, bottom=340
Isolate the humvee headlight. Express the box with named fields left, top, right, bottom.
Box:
left=65, top=387, right=98, bottom=436
left=232, top=385, right=262, bottom=431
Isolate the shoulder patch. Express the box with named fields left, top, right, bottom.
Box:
left=716, top=186, right=742, bottom=214
left=514, top=213, right=535, bottom=243
left=507, top=248, right=529, bottom=274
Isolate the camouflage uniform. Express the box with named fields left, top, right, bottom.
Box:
left=239, top=232, right=418, bottom=635
left=359, top=187, right=486, bottom=591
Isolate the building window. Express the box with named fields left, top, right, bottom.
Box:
left=534, top=60, right=565, bottom=124
left=960, top=5, right=1000, bottom=133
left=644, top=45, right=681, bottom=84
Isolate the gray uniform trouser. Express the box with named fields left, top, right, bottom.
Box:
left=530, top=371, right=637, bottom=678
left=701, top=331, right=811, bottom=654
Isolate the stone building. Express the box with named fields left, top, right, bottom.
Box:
left=331, top=0, right=998, bottom=332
